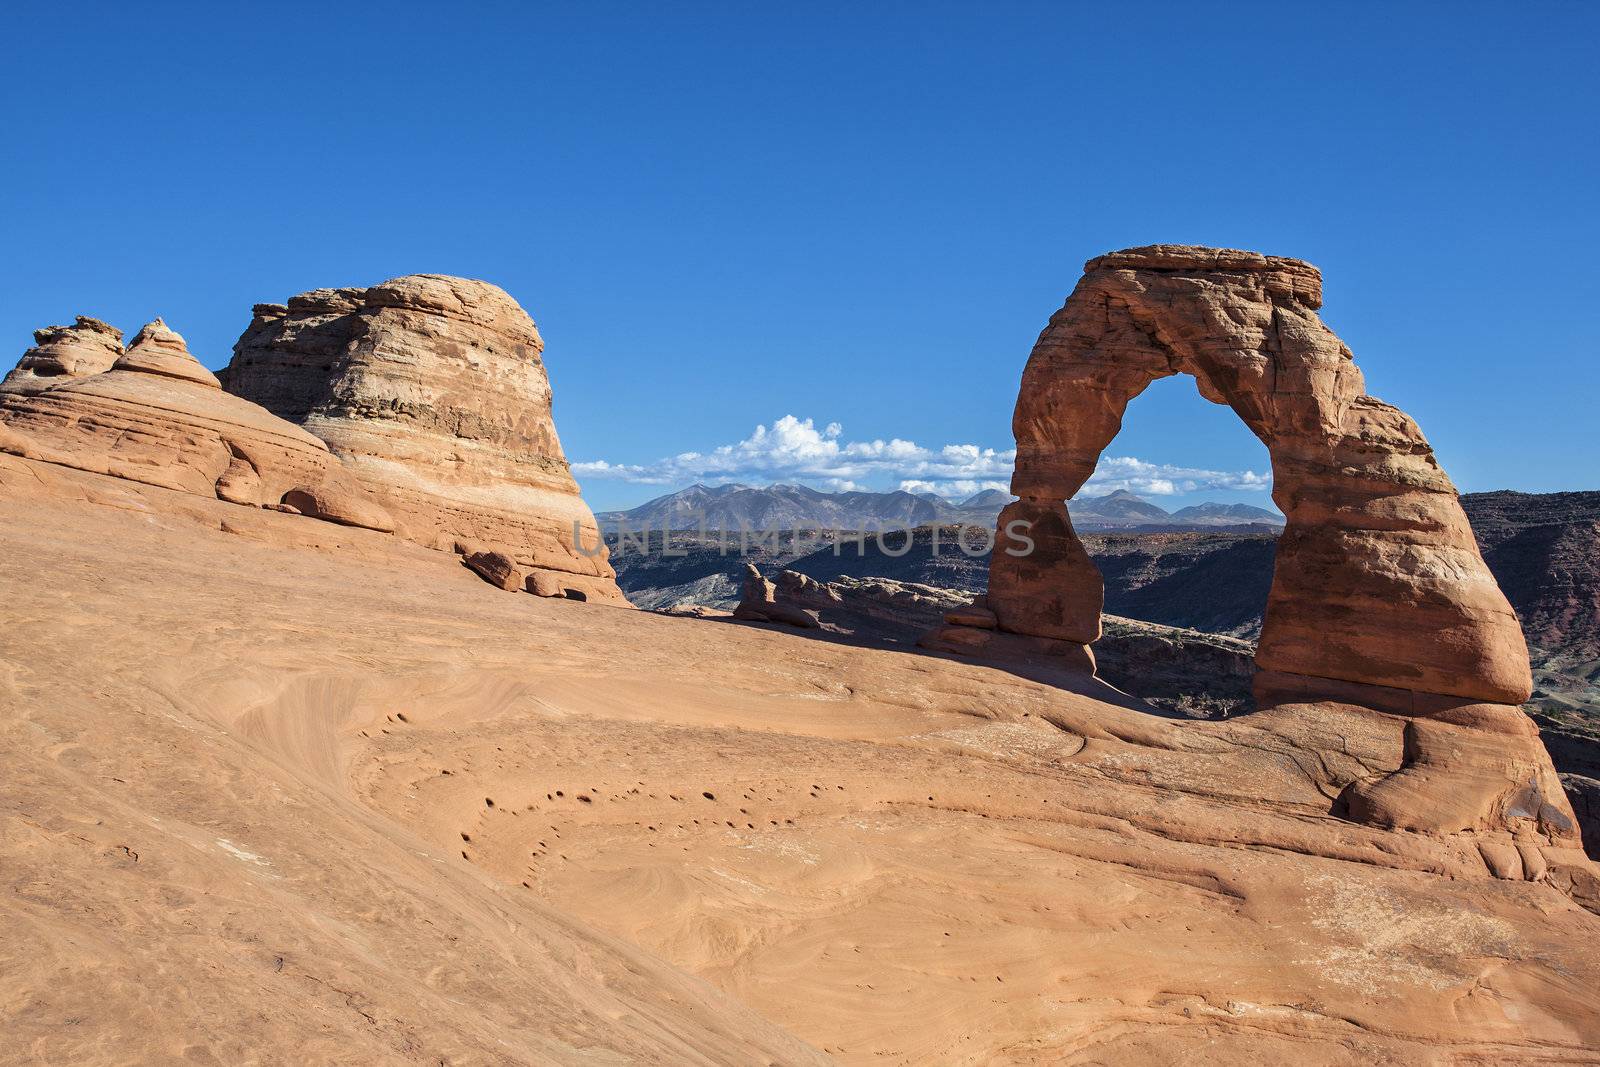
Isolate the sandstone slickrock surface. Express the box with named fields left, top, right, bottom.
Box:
left=0, top=316, right=124, bottom=396
left=222, top=275, right=624, bottom=604
left=0, top=319, right=390, bottom=530
left=934, top=244, right=1571, bottom=841
left=6, top=439, right=1600, bottom=1062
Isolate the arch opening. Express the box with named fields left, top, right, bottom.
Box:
left=925, top=244, right=1575, bottom=840
left=1064, top=372, right=1280, bottom=644
left=968, top=245, right=1529, bottom=710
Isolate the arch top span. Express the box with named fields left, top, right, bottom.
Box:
left=1083, top=244, right=1323, bottom=306
left=986, top=244, right=1529, bottom=709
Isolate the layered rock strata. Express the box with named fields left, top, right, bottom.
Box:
left=0, top=319, right=391, bottom=530
left=0, top=316, right=125, bottom=396
left=222, top=275, right=623, bottom=603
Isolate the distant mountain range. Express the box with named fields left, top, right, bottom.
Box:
left=595, top=483, right=1283, bottom=532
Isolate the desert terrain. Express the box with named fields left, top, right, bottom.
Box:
left=6, top=454, right=1600, bottom=1064
left=10, top=0, right=1600, bottom=1055
left=3, top=251, right=1598, bottom=1065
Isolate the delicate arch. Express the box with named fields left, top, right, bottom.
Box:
left=985, top=245, right=1529, bottom=708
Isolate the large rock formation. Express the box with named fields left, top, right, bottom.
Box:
left=222, top=274, right=623, bottom=603
left=0, top=319, right=390, bottom=529
left=0, top=316, right=125, bottom=396
left=931, top=245, right=1574, bottom=842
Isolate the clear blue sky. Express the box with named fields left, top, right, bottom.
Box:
left=5, top=3, right=1596, bottom=512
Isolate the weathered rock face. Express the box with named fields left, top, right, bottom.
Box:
left=987, top=245, right=1528, bottom=705
left=280, top=482, right=397, bottom=534
left=465, top=549, right=524, bottom=592
left=0, top=316, right=124, bottom=396
left=947, top=245, right=1572, bottom=842
left=0, top=319, right=390, bottom=530
left=114, top=319, right=222, bottom=387
left=222, top=274, right=623, bottom=603
left=731, top=562, right=819, bottom=627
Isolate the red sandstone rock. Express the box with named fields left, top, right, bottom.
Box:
left=994, top=244, right=1528, bottom=707
left=731, top=563, right=819, bottom=628
left=114, top=319, right=221, bottom=387
left=0, top=316, right=124, bottom=396
left=526, top=570, right=565, bottom=598
left=917, top=623, right=1098, bottom=674
left=281, top=476, right=396, bottom=533
left=943, top=604, right=997, bottom=629
left=0, top=320, right=335, bottom=507
left=222, top=275, right=625, bottom=604
left=986, top=498, right=1100, bottom=647
left=955, top=244, right=1571, bottom=841
left=465, top=550, right=524, bottom=591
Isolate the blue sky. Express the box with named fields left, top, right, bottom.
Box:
left=5, top=3, right=1596, bottom=512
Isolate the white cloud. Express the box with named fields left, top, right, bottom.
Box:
left=574, top=415, right=1270, bottom=499
left=1081, top=456, right=1270, bottom=497
left=900, top=478, right=1010, bottom=498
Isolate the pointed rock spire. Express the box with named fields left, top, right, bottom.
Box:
left=114, top=318, right=221, bottom=388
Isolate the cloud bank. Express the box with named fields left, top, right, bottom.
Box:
left=573, top=415, right=1271, bottom=499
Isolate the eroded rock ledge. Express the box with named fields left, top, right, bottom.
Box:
left=0, top=318, right=390, bottom=529
left=0, top=316, right=125, bottom=397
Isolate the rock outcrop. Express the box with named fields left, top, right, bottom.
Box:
left=222, top=275, right=624, bottom=604
left=465, top=549, right=523, bottom=592
left=0, top=319, right=392, bottom=531
left=730, top=563, right=819, bottom=627
left=0, top=316, right=124, bottom=396
left=280, top=482, right=397, bottom=533
left=932, top=244, right=1575, bottom=842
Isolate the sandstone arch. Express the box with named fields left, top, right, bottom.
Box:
left=933, top=246, right=1579, bottom=841
left=989, top=245, right=1529, bottom=707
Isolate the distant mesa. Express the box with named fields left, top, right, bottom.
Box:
left=1471, top=492, right=1600, bottom=663
left=223, top=274, right=624, bottom=603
